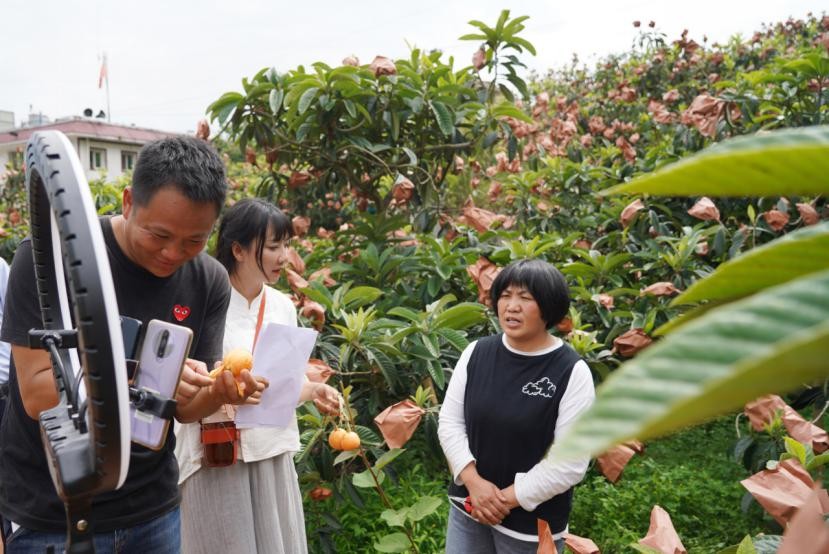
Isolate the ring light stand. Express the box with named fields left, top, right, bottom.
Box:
left=25, top=131, right=130, bottom=553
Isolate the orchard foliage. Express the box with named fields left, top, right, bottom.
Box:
left=207, top=9, right=531, bottom=230
left=207, top=12, right=829, bottom=552
left=204, top=12, right=829, bottom=552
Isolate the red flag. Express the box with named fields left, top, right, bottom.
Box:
left=98, top=54, right=108, bottom=89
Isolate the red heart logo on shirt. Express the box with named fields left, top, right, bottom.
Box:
left=173, top=304, right=191, bottom=321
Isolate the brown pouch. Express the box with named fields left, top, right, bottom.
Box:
left=200, top=405, right=239, bottom=468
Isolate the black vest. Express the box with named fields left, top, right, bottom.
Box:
left=448, top=334, right=581, bottom=535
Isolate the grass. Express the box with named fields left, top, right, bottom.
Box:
left=569, top=415, right=769, bottom=553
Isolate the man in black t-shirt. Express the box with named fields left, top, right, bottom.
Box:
left=0, top=137, right=263, bottom=553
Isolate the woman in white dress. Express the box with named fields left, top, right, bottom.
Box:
left=176, top=198, right=339, bottom=554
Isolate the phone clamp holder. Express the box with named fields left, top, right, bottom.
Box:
left=128, top=387, right=177, bottom=420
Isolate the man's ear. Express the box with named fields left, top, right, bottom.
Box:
left=122, top=187, right=134, bottom=219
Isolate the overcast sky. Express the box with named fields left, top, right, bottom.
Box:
left=1, top=0, right=824, bottom=133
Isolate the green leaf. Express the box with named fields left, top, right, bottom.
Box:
left=433, top=303, right=487, bottom=329
left=215, top=102, right=239, bottom=126
left=427, top=359, right=446, bottom=390
left=343, top=286, right=384, bottom=309
left=483, top=131, right=500, bottom=148
left=388, top=306, right=423, bottom=323
left=355, top=424, right=383, bottom=446
left=491, top=102, right=532, bottom=123
left=302, top=283, right=335, bottom=311
left=319, top=512, right=342, bottom=531
left=436, top=327, right=469, bottom=351
left=783, top=437, right=807, bottom=463
left=430, top=101, right=455, bottom=136
left=466, top=20, right=495, bottom=41
left=508, top=36, right=537, bottom=56
left=494, top=9, right=510, bottom=34
left=296, top=121, right=314, bottom=142
left=401, top=146, right=418, bottom=166
left=343, top=99, right=358, bottom=118
left=333, top=449, right=360, bottom=465
left=374, top=448, right=405, bottom=471
left=408, top=342, right=437, bottom=361
left=808, top=451, right=829, bottom=470
left=353, top=468, right=385, bottom=488
left=380, top=508, right=409, bottom=528
left=421, top=333, right=441, bottom=358
left=505, top=74, right=529, bottom=99
left=367, top=349, right=399, bottom=389
left=458, top=33, right=488, bottom=41
left=294, top=428, right=323, bottom=465
left=498, top=83, right=514, bottom=103
left=736, top=535, right=758, bottom=554
left=374, top=532, right=411, bottom=553
left=298, top=86, right=320, bottom=115
left=503, top=15, right=530, bottom=35
left=269, top=88, right=284, bottom=113
left=207, top=92, right=244, bottom=121
left=603, top=125, right=829, bottom=197
left=673, top=223, right=829, bottom=305
left=551, top=269, right=829, bottom=461
left=507, top=134, right=518, bottom=161
left=406, top=496, right=443, bottom=522
left=341, top=477, right=365, bottom=508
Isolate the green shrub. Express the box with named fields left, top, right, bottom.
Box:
left=570, top=417, right=767, bottom=553
left=304, top=458, right=450, bottom=553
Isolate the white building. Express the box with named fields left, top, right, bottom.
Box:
left=0, top=116, right=177, bottom=182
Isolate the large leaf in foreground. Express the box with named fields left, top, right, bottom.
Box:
left=603, top=125, right=829, bottom=197
left=673, top=222, right=829, bottom=305
left=551, top=269, right=829, bottom=461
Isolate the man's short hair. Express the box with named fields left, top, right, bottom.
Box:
left=490, top=259, right=570, bottom=328
left=131, top=136, right=227, bottom=213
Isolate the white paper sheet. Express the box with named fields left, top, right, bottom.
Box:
left=235, top=322, right=318, bottom=428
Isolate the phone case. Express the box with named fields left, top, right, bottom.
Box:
left=130, top=319, right=194, bottom=450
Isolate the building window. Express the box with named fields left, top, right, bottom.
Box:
left=89, top=148, right=107, bottom=170
left=121, top=151, right=137, bottom=171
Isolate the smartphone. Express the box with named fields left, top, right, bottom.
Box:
left=130, top=319, right=193, bottom=450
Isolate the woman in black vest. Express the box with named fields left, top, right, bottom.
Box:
left=439, top=259, right=595, bottom=553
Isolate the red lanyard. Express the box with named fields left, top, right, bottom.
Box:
left=252, top=289, right=266, bottom=353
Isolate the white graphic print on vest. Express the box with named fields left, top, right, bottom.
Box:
left=521, top=377, right=557, bottom=398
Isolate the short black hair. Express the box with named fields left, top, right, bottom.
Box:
left=132, top=136, right=227, bottom=214
left=214, top=198, right=294, bottom=276
left=490, top=259, right=570, bottom=328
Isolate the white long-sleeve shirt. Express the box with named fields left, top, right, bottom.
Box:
left=438, top=334, right=595, bottom=538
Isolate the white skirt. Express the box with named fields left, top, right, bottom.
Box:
left=180, top=452, right=308, bottom=554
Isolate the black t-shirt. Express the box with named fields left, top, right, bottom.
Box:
left=448, top=334, right=581, bottom=535
left=0, top=216, right=230, bottom=532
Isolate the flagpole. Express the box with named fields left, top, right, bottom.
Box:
left=106, top=71, right=111, bottom=123
left=104, top=53, right=110, bottom=122
left=99, top=52, right=111, bottom=122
